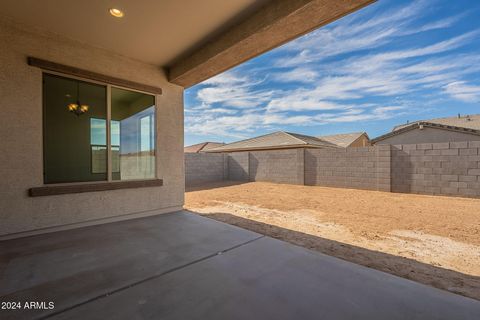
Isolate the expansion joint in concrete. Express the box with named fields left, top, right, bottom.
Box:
left=40, top=235, right=265, bottom=319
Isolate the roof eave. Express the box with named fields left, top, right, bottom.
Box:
left=372, top=122, right=480, bottom=143
left=206, top=144, right=338, bottom=153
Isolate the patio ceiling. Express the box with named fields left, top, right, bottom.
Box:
left=0, top=0, right=269, bottom=66
left=0, top=0, right=375, bottom=87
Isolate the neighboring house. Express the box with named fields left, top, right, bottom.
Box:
left=184, top=142, right=225, bottom=153
left=372, top=114, right=480, bottom=145
left=205, top=131, right=360, bottom=153
left=318, top=132, right=370, bottom=147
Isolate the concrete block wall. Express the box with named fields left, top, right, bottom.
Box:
left=185, top=149, right=304, bottom=185
left=391, top=141, right=480, bottom=197
left=185, top=141, right=480, bottom=198
left=185, top=153, right=227, bottom=186
left=305, top=146, right=391, bottom=191
left=228, top=152, right=249, bottom=181
left=249, top=149, right=304, bottom=184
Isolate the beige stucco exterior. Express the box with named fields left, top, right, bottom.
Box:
left=0, top=18, right=184, bottom=238
left=348, top=134, right=371, bottom=147
left=374, top=127, right=480, bottom=145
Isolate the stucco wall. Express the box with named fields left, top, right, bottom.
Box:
left=0, top=17, right=184, bottom=238
left=375, top=127, right=480, bottom=145
left=349, top=134, right=371, bottom=147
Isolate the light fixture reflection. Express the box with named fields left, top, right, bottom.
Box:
left=67, top=82, right=89, bottom=116
left=109, top=8, right=124, bottom=18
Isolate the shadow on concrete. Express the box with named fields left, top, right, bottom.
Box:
left=185, top=210, right=480, bottom=301
left=185, top=180, right=248, bottom=192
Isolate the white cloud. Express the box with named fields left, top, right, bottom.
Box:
left=194, top=70, right=274, bottom=109
left=272, top=67, right=318, bottom=83
left=263, top=114, right=313, bottom=125
left=275, top=0, right=432, bottom=66
left=313, top=106, right=406, bottom=123
left=407, top=14, right=464, bottom=33
left=185, top=0, right=478, bottom=140
left=444, top=81, right=480, bottom=102
left=266, top=92, right=353, bottom=113
left=202, top=72, right=247, bottom=85
left=372, top=31, right=479, bottom=62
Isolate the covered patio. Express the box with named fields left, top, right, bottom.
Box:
left=2, top=211, right=479, bottom=319
left=1, top=0, right=480, bottom=319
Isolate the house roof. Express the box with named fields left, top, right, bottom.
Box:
left=317, top=132, right=368, bottom=148
left=393, top=114, right=480, bottom=131
left=184, top=142, right=225, bottom=153
left=206, top=131, right=338, bottom=153
left=372, top=114, right=480, bottom=143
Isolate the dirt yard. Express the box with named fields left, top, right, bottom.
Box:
left=185, top=181, right=480, bottom=300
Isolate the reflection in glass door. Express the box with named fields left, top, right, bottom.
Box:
left=43, top=74, right=107, bottom=183
left=110, top=87, right=156, bottom=180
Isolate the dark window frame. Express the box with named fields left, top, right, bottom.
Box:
left=37, top=71, right=158, bottom=192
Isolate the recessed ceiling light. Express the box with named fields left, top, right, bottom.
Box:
left=109, top=8, right=124, bottom=18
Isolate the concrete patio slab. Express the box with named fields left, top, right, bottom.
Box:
left=1, top=211, right=479, bottom=319
left=0, top=211, right=260, bottom=319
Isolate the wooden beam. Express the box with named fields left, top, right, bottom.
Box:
left=168, top=0, right=375, bottom=88
left=28, top=57, right=162, bottom=95
left=29, top=179, right=163, bottom=197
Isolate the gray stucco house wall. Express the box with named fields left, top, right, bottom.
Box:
left=0, top=18, right=185, bottom=239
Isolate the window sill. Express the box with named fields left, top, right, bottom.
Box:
left=29, top=179, right=163, bottom=197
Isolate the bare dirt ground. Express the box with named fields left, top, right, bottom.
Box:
left=185, top=181, right=480, bottom=300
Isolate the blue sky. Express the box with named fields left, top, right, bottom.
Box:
left=184, top=0, right=480, bottom=146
